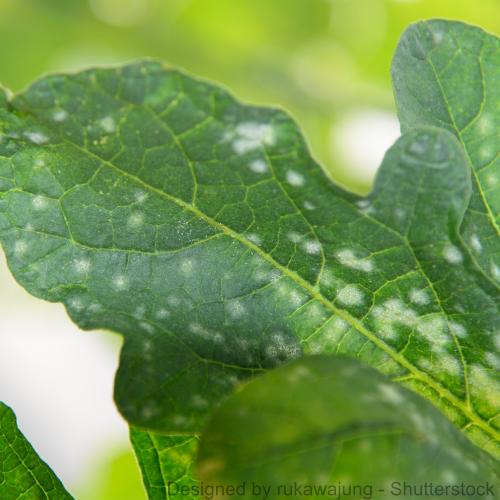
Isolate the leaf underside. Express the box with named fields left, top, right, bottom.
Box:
left=198, top=356, right=500, bottom=500
left=0, top=402, right=73, bottom=500
left=2, top=58, right=500, bottom=459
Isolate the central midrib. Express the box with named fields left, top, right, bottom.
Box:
left=15, top=93, right=500, bottom=448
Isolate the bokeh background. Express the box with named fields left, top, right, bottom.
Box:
left=1, top=0, right=500, bottom=498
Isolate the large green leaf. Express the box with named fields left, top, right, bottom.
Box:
left=130, top=427, right=200, bottom=500
left=392, top=19, right=500, bottom=284
left=2, top=61, right=500, bottom=456
left=0, top=402, right=73, bottom=500
left=197, top=356, right=500, bottom=500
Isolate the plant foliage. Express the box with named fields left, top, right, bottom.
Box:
left=1, top=17, right=500, bottom=500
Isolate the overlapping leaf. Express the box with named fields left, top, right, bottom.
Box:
left=392, top=19, right=500, bottom=284
left=198, top=356, right=500, bottom=500
left=130, top=427, right=200, bottom=500
left=2, top=61, right=500, bottom=458
left=0, top=402, right=73, bottom=500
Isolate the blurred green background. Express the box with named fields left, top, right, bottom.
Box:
left=1, top=0, right=499, bottom=498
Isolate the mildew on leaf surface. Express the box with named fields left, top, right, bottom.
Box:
left=1, top=61, right=500, bottom=458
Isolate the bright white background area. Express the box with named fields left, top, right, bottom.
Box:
left=0, top=256, right=129, bottom=492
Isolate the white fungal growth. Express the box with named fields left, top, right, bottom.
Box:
left=171, top=414, right=189, bottom=427
left=135, top=305, right=147, bottom=318
left=469, top=364, right=500, bottom=410
left=335, top=249, right=373, bottom=272
left=167, top=295, right=181, bottom=307
left=155, top=308, right=170, bottom=319
left=265, top=333, right=301, bottom=361
left=181, top=259, right=195, bottom=274
left=303, top=201, right=315, bottom=210
left=135, top=190, right=147, bottom=203
left=249, top=159, right=268, bottom=173
left=336, top=285, right=364, bottom=306
left=302, top=240, right=321, bottom=255
left=14, top=241, right=27, bottom=254
left=232, top=122, right=275, bottom=154
left=34, top=158, right=46, bottom=168
left=74, top=259, right=90, bottom=273
left=409, top=288, right=430, bottom=305
left=439, top=353, right=461, bottom=376
left=53, top=110, right=68, bottom=122
left=191, top=395, right=208, bottom=409
left=246, top=233, right=262, bottom=246
left=448, top=320, right=467, bottom=338
left=286, top=170, right=305, bottom=187
left=443, top=244, right=463, bottom=265
left=139, top=321, right=155, bottom=334
left=226, top=300, right=246, bottom=319
left=491, top=260, right=500, bottom=281
left=469, top=234, right=483, bottom=253
left=114, top=275, right=128, bottom=291
left=32, top=195, right=48, bottom=211
left=128, top=213, right=144, bottom=229
left=485, top=352, right=500, bottom=371
left=100, top=116, right=116, bottom=133
left=25, top=131, right=49, bottom=145
left=288, top=231, right=301, bottom=243
left=372, top=299, right=417, bottom=328
left=416, top=315, right=449, bottom=346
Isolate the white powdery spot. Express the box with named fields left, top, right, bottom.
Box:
left=181, top=259, right=195, bottom=274
left=265, top=333, right=301, bottom=361
left=53, top=110, right=68, bottom=122
left=288, top=231, right=301, bottom=243
left=439, top=353, right=462, bottom=376
left=443, top=244, right=463, bottom=265
left=226, top=300, right=246, bottom=319
left=135, top=306, right=147, bottom=318
left=100, top=116, right=116, bottom=133
left=336, top=285, right=364, bottom=306
left=355, top=199, right=374, bottom=215
left=441, top=470, right=457, bottom=485
left=68, top=297, right=84, bottom=312
left=113, top=275, right=128, bottom=291
left=409, top=288, right=430, bottom=305
left=335, top=249, right=373, bottom=272
left=135, top=190, right=147, bottom=203
left=232, top=122, right=275, bottom=154
left=286, top=170, right=305, bottom=187
left=416, top=315, right=449, bottom=346
left=249, top=159, right=268, bottom=174
left=32, top=195, right=48, bottom=211
left=303, top=201, right=316, bottom=210
left=491, top=260, right=500, bottom=281
left=449, top=320, right=467, bottom=338
left=167, top=295, right=181, bottom=307
left=469, top=234, right=483, bottom=253
left=191, top=395, right=208, bottom=409
left=128, top=213, right=144, bottom=229
left=378, top=383, right=405, bottom=406
left=171, top=414, right=189, bottom=427
left=485, top=352, right=500, bottom=371
left=188, top=323, right=211, bottom=338
left=14, top=241, right=27, bottom=254
left=74, top=259, right=90, bottom=274
left=246, top=233, right=262, bottom=246
left=25, top=131, right=49, bottom=145
left=469, top=364, right=500, bottom=410
left=139, top=321, right=156, bottom=335
left=302, top=240, right=321, bottom=255
left=155, top=309, right=170, bottom=319
left=372, top=299, right=417, bottom=328
left=35, top=158, right=46, bottom=168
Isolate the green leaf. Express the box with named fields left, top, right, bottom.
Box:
left=0, top=402, right=73, bottom=500
left=197, top=356, right=500, bottom=500
left=2, top=61, right=500, bottom=457
left=392, top=19, right=500, bottom=284
left=130, top=426, right=200, bottom=500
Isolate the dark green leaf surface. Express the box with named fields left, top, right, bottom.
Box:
left=130, top=427, right=200, bottom=500
left=198, top=356, right=500, bottom=500
left=2, top=62, right=500, bottom=456
left=392, top=19, right=500, bottom=284
left=0, top=402, right=73, bottom=500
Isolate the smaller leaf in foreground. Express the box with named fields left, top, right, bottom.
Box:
left=130, top=426, right=201, bottom=500
left=197, top=356, right=500, bottom=500
left=0, top=402, right=73, bottom=500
